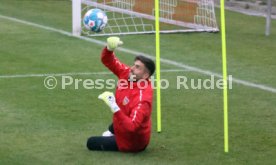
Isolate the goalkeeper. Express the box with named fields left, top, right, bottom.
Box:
left=87, top=37, right=155, bottom=152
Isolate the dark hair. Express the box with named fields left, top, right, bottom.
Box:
left=135, top=55, right=155, bottom=76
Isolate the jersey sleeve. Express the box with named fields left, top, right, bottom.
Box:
left=101, top=47, right=129, bottom=78
left=113, top=100, right=151, bottom=133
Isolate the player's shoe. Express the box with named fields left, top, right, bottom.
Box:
left=102, top=130, right=114, bottom=137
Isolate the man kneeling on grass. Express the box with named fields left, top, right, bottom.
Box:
left=87, top=37, right=155, bottom=152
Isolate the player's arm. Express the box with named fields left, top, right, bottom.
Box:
left=113, top=101, right=151, bottom=133
left=98, top=91, right=151, bottom=133
left=101, top=37, right=128, bottom=78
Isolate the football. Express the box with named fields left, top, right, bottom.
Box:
left=83, top=9, right=108, bottom=33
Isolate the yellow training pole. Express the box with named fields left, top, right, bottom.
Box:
left=220, top=0, right=229, bottom=152
left=155, top=0, right=161, bottom=132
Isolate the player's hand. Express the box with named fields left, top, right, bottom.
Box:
left=98, top=91, right=120, bottom=113
left=106, top=37, right=123, bottom=51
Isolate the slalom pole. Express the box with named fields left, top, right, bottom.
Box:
left=155, top=0, right=161, bottom=132
left=220, top=0, right=229, bottom=152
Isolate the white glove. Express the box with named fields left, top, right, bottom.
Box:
left=98, top=91, right=120, bottom=113
left=106, top=37, right=123, bottom=51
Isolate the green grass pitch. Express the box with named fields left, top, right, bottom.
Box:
left=0, top=0, right=275, bottom=164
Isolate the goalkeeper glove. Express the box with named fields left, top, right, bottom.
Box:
left=106, top=37, right=123, bottom=51
left=98, top=91, right=120, bottom=113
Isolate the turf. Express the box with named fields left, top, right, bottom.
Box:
left=0, top=0, right=276, bottom=165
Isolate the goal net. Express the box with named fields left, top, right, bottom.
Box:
left=72, top=0, right=219, bottom=36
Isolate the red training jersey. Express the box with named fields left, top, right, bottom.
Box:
left=101, top=47, right=153, bottom=152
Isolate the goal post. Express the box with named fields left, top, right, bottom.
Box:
left=72, top=0, right=219, bottom=36
left=72, top=0, right=82, bottom=36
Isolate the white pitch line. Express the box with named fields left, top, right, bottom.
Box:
left=0, top=14, right=275, bottom=93
left=0, top=72, right=111, bottom=79
left=160, top=69, right=189, bottom=73
left=0, top=69, right=188, bottom=79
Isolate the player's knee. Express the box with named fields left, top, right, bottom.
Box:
left=86, top=137, right=97, bottom=150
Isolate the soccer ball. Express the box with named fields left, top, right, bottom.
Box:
left=83, top=9, right=108, bottom=33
